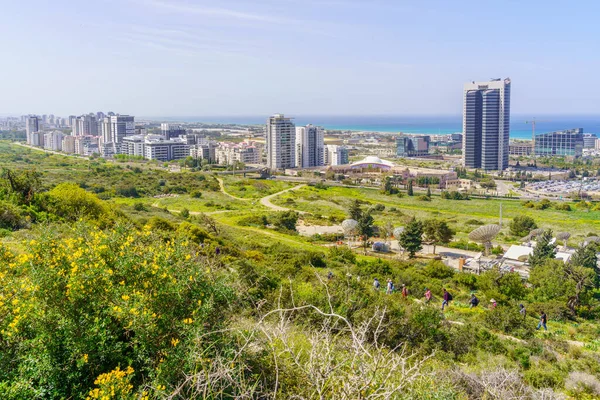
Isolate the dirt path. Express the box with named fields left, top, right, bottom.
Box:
left=259, top=184, right=306, bottom=212
left=217, top=178, right=250, bottom=201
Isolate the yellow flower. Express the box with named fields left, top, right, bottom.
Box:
left=121, top=295, right=130, bottom=301
left=171, top=338, right=180, bottom=347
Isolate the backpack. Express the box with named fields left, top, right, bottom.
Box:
left=472, top=297, right=479, bottom=306
left=447, top=292, right=453, bottom=301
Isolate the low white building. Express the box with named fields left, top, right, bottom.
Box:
left=216, top=141, right=260, bottom=165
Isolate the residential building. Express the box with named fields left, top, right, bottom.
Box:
left=216, top=141, right=260, bottom=165
left=100, top=117, right=112, bottom=145
left=143, top=137, right=189, bottom=161
left=534, top=128, right=584, bottom=157
left=190, top=143, right=216, bottom=163
left=26, top=115, right=40, bottom=145
left=62, top=135, right=76, bottom=154
left=324, top=145, right=349, bottom=166
left=110, top=115, right=135, bottom=152
left=121, top=135, right=148, bottom=157
left=509, top=141, right=533, bottom=156
left=463, top=78, right=511, bottom=170
left=266, top=114, right=295, bottom=169
left=161, top=123, right=186, bottom=139
left=583, top=133, right=597, bottom=148
left=396, top=134, right=430, bottom=157
left=74, top=136, right=97, bottom=155
left=74, top=114, right=97, bottom=136
left=295, top=124, right=324, bottom=168
left=43, top=131, right=64, bottom=151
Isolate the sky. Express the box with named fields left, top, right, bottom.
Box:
left=1, top=0, right=599, bottom=117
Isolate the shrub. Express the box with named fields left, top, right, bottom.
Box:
left=483, top=305, right=534, bottom=339
left=272, top=211, right=299, bottom=232
left=0, top=200, right=28, bottom=230
left=554, top=202, right=571, bottom=211
left=190, top=191, right=202, bottom=198
left=180, top=208, right=190, bottom=219
left=423, top=260, right=454, bottom=279
left=509, top=216, right=537, bottom=237
left=133, top=202, right=147, bottom=212
left=523, top=365, right=565, bottom=389
left=565, top=371, right=600, bottom=397
left=465, top=219, right=484, bottom=226
left=147, top=216, right=175, bottom=231
left=115, top=185, right=139, bottom=198
left=417, top=195, right=431, bottom=201
left=238, top=214, right=268, bottom=227
left=177, top=221, right=209, bottom=243
left=47, top=183, right=111, bottom=223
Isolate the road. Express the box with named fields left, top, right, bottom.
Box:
left=260, top=184, right=306, bottom=212
left=216, top=178, right=250, bottom=201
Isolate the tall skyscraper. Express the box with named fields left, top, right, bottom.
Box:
left=111, top=115, right=135, bottom=150
left=266, top=114, right=296, bottom=169
left=26, top=115, right=40, bottom=144
left=295, top=124, right=324, bottom=168
left=462, top=78, right=511, bottom=170
left=100, top=117, right=112, bottom=145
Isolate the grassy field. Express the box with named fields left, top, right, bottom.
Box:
left=270, top=185, right=600, bottom=245
left=220, top=175, right=296, bottom=199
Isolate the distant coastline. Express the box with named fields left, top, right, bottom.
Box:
left=141, top=115, right=600, bottom=140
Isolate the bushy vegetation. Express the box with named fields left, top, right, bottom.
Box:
left=0, top=143, right=599, bottom=398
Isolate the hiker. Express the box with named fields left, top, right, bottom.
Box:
left=442, top=288, right=452, bottom=310
left=424, top=288, right=432, bottom=302
left=401, top=284, right=408, bottom=299
left=327, top=271, right=334, bottom=280
left=373, top=278, right=381, bottom=291
left=469, top=294, right=479, bottom=308
left=490, top=299, right=497, bottom=309
left=215, top=246, right=221, bottom=256
left=536, top=311, right=548, bottom=331
left=386, top=279, right=394, bottom=294
left=519, top=304, right=526, bottom=320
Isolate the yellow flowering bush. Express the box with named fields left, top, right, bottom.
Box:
left=0, top=222, right=234, bottom=398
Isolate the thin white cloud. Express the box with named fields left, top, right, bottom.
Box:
left=143, top=0, right=281, bottom=23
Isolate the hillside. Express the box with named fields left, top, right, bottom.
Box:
left=0, top=141, right=599, bottom=399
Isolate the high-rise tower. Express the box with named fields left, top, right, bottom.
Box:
left=266, top=114, right=296, bottom=169
left=463, top=78, right=511, bottom=170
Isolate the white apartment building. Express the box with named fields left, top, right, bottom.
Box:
left=295, top=124, right=324, bottom=168
left=216, top=141, right=260, bottom=165
left=324, top=145, right=349, bottom=166
left=120, top=135, right=190, bottom=161
left=190, top=143, right=216, bottom=163
left=75, top=136, right=97, bottom=155
left=43, top=131, right=64, bottom=151
left=62, top=135, right=76, bottom=154
left=266, top=114, right=295, bottom=169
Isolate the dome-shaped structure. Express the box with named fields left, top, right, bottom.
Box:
left=469, top=224, right=501, bottom=255
left=341, top=219, right=358, bottom=236
left=583, top=236, right=600, bottom=246
left=393, top=227, right=404, bottom=238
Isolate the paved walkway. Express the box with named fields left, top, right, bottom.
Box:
left=259, top=184, right=306, bottom=212
left=216, top=178, right=250, bottom=201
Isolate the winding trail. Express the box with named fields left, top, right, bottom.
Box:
left=260, top=184, right=306, bottom=212
left=216, top=178, right=250, bottom=201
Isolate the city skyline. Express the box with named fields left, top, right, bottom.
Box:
left=1, top=1, right=599, bottom=116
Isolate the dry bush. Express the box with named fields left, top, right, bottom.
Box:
left=449, top=366, right=565, bottom=400
left=565, top=371, right=600, bottom=397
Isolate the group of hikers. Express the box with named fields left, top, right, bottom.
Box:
left=372, top=278, right=549, bottom=331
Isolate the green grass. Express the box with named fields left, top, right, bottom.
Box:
left=220, top=176, right=296, bottom=199
left=270, top=185, right=600, bottom=244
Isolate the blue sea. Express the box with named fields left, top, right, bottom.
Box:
left=145, top=115, right=600, bottom=140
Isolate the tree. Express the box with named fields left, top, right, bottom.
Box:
left=407, top=180, right=414, bottom=196
left=357, top=211, right=374, bottom=252
left=0, top=168, right=41, bottom=205
left=273, top=210, right=299, bottom=231
left=381, top=177, right=397, bottom=195
left=422, top=219, right=454, bottom=254
left=426, top=186, right=432, bottom=198
left=379, top=220, right=394, bottom=246
left=348, top=199, right=363, bottom=220
left=571, top=243, right=599, bottom=271
left=528, top=230, right=556, bottom=269
left=509, top=216, right=537, bottom=237
left=398, top=218, right=423, bottom=258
